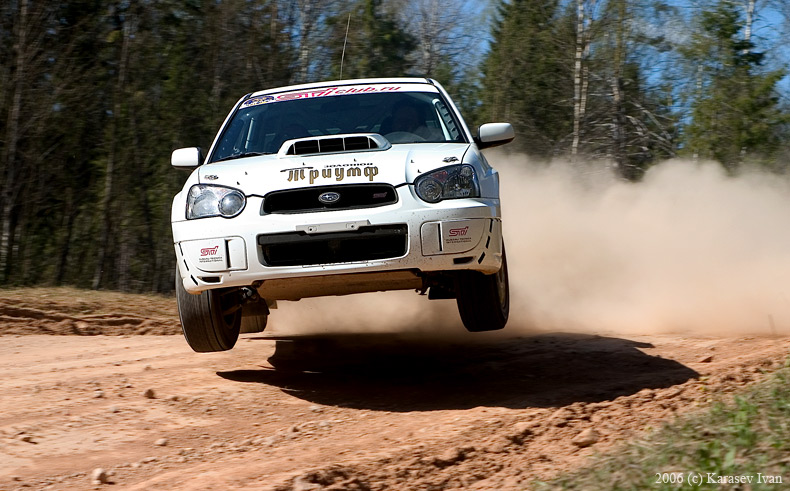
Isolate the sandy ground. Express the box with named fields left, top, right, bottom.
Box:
left=0, top=288, right=789, bottom=490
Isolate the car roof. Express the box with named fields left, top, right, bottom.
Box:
left=248, top=78, right=437, bottom=99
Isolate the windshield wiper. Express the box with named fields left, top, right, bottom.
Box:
left=213, top=151, right=270, bottom=163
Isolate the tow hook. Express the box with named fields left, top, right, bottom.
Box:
left=239, top=287, right=260, bottom=305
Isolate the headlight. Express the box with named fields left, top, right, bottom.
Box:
left=186, top=184, right=246, bottom=219
left=414, top=164, right=479, bottom=203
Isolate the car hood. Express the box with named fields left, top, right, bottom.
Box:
left=196, top=143, right=470, bottom=195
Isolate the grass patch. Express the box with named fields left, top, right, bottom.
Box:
left=537, top=363, right=790, bottom=490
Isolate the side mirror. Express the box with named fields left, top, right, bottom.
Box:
left=475, top=123, right=515, bottom=149
left=171, top=147, right=204, bottom=170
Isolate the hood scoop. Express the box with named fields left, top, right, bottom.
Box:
left=279, top=133, right=391, bottom=157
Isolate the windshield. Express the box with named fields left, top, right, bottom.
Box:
left=209, top=90, right=468, bottom=163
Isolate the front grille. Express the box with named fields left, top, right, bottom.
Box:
left=262, top=184, right=398, bottom=214
left=258, top=225, right=408, bottom=267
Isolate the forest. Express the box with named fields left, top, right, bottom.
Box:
left=1, top=0, right=788, bottom=293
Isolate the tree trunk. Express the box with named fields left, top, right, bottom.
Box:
left=93, top=14, right=132, bottom=290
left=611, top=0, right=628, bottom=176
left=55, top=206, right=77, bottom=285
left=739, top=0, right=757, bottom=163
left=0, top=0, right=28, bottom=283
left=744, top=0, right=756, bottom=53
left=0, top=201, right=14, bottom=283
left=267, top=3, right=279, bottom=83
left=295, top=0, right=316, bottom=83
left=210, top=4, right=228, bottom=119
left=572, top=0, right=591, bottom=161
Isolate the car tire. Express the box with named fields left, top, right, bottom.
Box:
left=240, top=300, right=269, bottom=334
left=456, top=247, right=510, bottom=332
left=175, top=270, right=241, bottom=352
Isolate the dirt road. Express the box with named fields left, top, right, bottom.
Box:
left=1, top=289, right=788, bottom=490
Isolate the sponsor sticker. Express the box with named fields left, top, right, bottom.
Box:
left=444, top=224, right=473, bottom=245
left=448, top=226, right=469, bottom=237
left=240, top=95, right=275, bottom=108
left=281, top=163, right=379, bottom=184
left=241, top=85, right=404, bottom=108
left=200, top=246, right=219, bottom=256
left=197, top=244, right=224, bottom=265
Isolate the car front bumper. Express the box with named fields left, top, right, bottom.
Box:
left=172, top=186, right=504, bottom=294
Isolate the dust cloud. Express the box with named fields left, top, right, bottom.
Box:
left=501, top=154, right=790, bottom=336
left=268, top=154, right=790, bottom=338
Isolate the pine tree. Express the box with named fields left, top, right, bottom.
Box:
left=682, top=0, right=787, bottom=171
left=325, top=0, right=416, bottom=79
left=480, top=0, right=573, bottom=158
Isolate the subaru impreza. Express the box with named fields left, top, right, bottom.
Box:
left=171, top=78, right=514, bottom=352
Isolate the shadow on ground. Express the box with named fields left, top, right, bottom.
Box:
left=217, top=332, right=698, bottom=412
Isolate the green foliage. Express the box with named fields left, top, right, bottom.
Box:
left=681, top=0, right=788, bottom=171
left=480, top=0, right=573, bottom=158
left=431, top=62, right=483, bottom=129
left=0, top=0, right=788, bottom=292
left=579, top=0, right=680, bottom=179
left=0, top=0, right=295, bottom=292
left=325, top=0, right=416, bottom=79
left=538, top=367, right=790, bottom=490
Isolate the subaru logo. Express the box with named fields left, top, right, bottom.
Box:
left=318, top=191, right=341, bottom=204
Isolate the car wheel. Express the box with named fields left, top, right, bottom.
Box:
left=240, top=300, right=269, bottom=334
left=176, top=270, right=241, bottom=352
left=455, top=247, right=510, bottom=332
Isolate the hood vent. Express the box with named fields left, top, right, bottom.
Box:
left=279, top=133, right=391, bottom=157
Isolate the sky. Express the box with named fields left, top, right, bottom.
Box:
left=467, top=0, right=787, bottom=97
left=664, top=0, right=789, bottom=93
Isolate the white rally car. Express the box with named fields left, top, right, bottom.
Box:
left=171, top=78, right=514, bottom=352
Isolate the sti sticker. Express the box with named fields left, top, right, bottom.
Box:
left=182, top=239, right=228, bottom=272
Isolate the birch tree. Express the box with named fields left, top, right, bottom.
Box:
left=583, top=0, right=678, bottom=178
left=571, top=0, right=597, bottom=160
left=397, top=0, right=482, bottom=77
